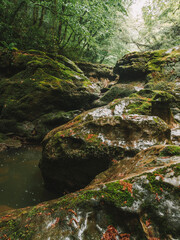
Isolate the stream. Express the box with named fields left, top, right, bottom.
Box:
left=0, top=146, right=59, bottom=213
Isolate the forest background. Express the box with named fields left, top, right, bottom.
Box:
left=0, top=0, right=179, bottom=65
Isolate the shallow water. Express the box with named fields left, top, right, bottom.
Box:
left=0, top=146, right=59, bottom=212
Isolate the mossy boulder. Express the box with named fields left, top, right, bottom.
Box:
left=31, top=110, right=81, bottom=141
left=40, top=102, right=170, bottom=194
left=151, top=91, right=177, bottom=126
left=76, top=61, right=116, bottom=81
left=89, top=144, right=180, bottom=186
left=114, top=47, right=180, bottom=87
left=1, top=159, right=179, bottom=239
left=129, top=90, right=177, bottom=126
left=0, top=110, right=81, bottom=141
left=0, top=49, right=99, bottom=140
left=93, top=83, right=136, bottom=107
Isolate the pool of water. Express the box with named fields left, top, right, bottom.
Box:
left=0, top=146, right=59, bottom=212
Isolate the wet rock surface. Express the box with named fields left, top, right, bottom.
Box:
left=0, top=153, right=179, bottom=239
left=0, top=47, right=180, bottom=239
left=89, top=145, right=180, bottom=186
left=40, top=101, right=171, bottom=193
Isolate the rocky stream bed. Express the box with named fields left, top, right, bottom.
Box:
left=0, top=46, right=180, bottom=239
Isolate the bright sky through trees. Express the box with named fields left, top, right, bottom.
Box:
left=130, top=0, right=146, bottom=18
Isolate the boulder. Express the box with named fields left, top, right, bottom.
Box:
left=89, top=144, right=180, bottom=186
left=114, top=47, right=180, bottom=87
left=1, top=146, right=180, bottom=240
left=93, top=83, right=136, bottom=107
left=151, top=91, right=177, bottom=126
left=40, top=102, right=170, bottom=193
left=0, top=49, right=99, bottom=140
left=76, top=61, right=116, bottom=81
left=128, top=89, right=178, bottom=127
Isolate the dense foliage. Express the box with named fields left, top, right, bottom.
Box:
left=0, top=0, right=132, bottom=64
left=0, top=0, right=179, bottom=64
left=131, top=0, right=180, bottom=51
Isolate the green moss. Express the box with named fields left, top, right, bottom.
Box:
left=3, top=218, right=35, bottom=240
left=142, top=164, right=180, bottom=198
left=27, top=56, right=85, bottom=82
left=0, top=49, right=93, bottom=125
left=152, top=91, right=176, bottom=102
left=27, top=49, right=47, bottom=56
left=51, top=181, right=134, bottom=211
left=153, top=117, right=160, bottom=124
left=13, top=52, right=37, bottom=67
left=109, top=99, right=122, bottom=110
left=128, top=93, right=140, bottom=99
left=144, top=173, right=170, bottom=196
left=174, top=163, right=180, bottom=177
left=151, top=49, right=166, bottom=57
left=83, top=79, right=92, bottom=87
left=127, top=100, right=151, bottom=115
left=147, top=49, right=167, bottom=72
left=137, top=89, right=154, bottom=98
left=147, top=61, right=161, bottom=72
left=153, top=80, right=175, bottom=91
left=104, top=181, right=134, bottom=207
left=159, top=145, right=180, bottom=156
left=55, top=54, right=83, bottom=74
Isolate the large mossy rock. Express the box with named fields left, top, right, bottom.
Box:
left=1, top=146, right=180, bottom=240
left=76, top=61, right=115, bottom=81
left=114, top=47, right=180, bottom=85
left=0, top=49, right=99, bottom=140
left=96, top=47, right=180, bottom=115
left=114, top=46, right=180, bottom=109
left=40, top=101, right=170, bottom=193
left=89, top=144, right=180, bottom=185
left=93, top=83, right=137, bottom=107
left=129, top=89, right=177, bottom=126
